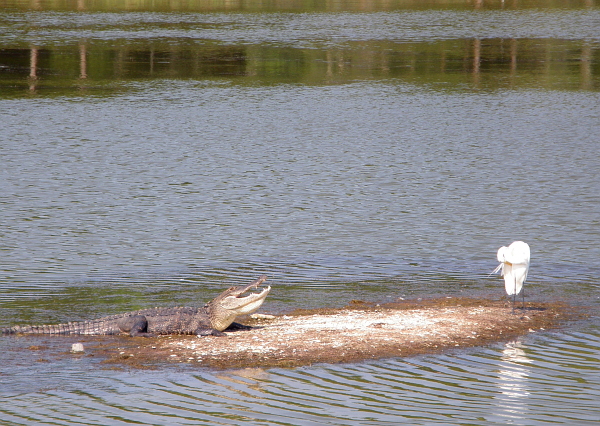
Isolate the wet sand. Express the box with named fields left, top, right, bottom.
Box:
left=90, top=297, right=581, bottom=370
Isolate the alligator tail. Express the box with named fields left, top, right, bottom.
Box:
left=1, top=319, right=120, bottom=336
left=1, top=324, right=79, bottom=335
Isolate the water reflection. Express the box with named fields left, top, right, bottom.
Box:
left=496, top=340, right=531, bottom=403
left=493, top=340, right=536, bottom=422
left=2, top=0, right=598, bottom=96
left=3, top=38, right=598, bottom=96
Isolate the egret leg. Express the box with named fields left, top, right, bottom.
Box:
left=512, top=278, right=517, bottom=314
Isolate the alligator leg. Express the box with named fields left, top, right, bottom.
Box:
left=226, top=322, right=252, bottom=331
left=194, top=326, right=226, bottom=337
left=117, top=315, right=155, bottom=337
left=192, top=322, right=251, bottom=337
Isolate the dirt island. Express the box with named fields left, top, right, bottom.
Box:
left=91, top=297, right=581, bottom=370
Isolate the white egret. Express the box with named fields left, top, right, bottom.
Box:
left=492, top=241, right=530, bottom=311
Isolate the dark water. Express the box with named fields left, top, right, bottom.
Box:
left=1, top=1, right=600, bottom=424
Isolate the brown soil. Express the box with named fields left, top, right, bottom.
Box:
left=87, top=297, right=583, bottom=370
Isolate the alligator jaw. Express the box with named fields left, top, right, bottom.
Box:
left=208, top=275, right=271, bottom=331
left=220, top=275, right=270, bottom=313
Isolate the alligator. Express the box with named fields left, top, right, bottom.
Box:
left=1, top=275, right=270, bottom=337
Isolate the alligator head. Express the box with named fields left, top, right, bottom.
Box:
left=206, top=275, right=271, bottom=331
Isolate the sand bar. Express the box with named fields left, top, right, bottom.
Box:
left=91, top=297, right=580, bottom=369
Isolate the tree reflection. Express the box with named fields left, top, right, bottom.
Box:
left=28, top=46, right=38, bottom=92
left=5, top=38, right=598, bottom=96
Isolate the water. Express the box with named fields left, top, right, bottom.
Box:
left=2, top=332, right=600, bottom=424
left=1, top=1, right=600, bottom=424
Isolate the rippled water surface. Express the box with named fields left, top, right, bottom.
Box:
left=1, top=0, right=599, bottom=424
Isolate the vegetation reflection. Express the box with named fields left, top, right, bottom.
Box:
left=1, top=38, right=597, bottom=97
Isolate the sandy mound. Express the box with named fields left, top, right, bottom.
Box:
left=94, top=298, right=577, bottom=369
